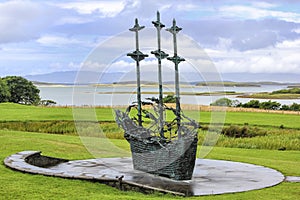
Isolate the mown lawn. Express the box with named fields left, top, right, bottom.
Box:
left=0, top=130, right=299, bottom=199
left=0, top=103, right=299, bottom=199
left=1, top=103, right=300, bottom=129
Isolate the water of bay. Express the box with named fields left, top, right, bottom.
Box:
left=38, top=84, right=300, bottom=106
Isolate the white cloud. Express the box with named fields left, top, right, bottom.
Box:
left=81, top=59, right=155, bottom=73
left=206, top=38, right=300, bottom=74
left=175, top=4, right=199, bottom=11
left=292, top=28, right=300, bottom=34
left=55, top=16, right=95, bottom=25
left=0, top=0, right=299, bottom=78
left=276, top=39, right=300, bottom=49
left=109, top=60, right=135, bottom=72
left=0, top=45, right=50, bottom=61
left=55, top=1, right=125, bottom=17
left=216, top=38, right=233, bottom=50
left=80, top=61, right=108, bottom=72
left=37, top=35, right=88, bottom=47
left=251, top=1, right=278, bottom=9
left=219, top=5, right=300, bottom=23
left=0, top=1, right=48, bottom=43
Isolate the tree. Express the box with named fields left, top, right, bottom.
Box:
left=242, top=100, right=260, bottom=108
left=210, top=98, right=233, bottom=107
left=231, top=100, right=241, bottom=107
left=0, top=78, right=10, bottom=102
left=280, top=104, right=290, bottom=110
left=259, top=100, right=281, bottom=110
left=289, top=103, right=300, bottom=111
left=40, top=99, right=57, bottom=106
left=163, top=94, right=176, bottom=103
left=3, top=76, right=40, bottom=105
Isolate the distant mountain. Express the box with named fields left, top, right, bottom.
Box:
left=24, top=71, right=300, bottom=84
left=25, top=71, right=125, bottom=84
left=220, top=73, right=300, bottom=83
left=25, top=71, right=81, bottom=83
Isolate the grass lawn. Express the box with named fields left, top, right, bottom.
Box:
left=1, top=103, right=300, bottom=129
left=0, top=103, right=299, bottom=199
left=0, top=130, right=299, bottom=199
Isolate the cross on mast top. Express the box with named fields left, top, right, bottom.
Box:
left=127, top=18, right=148, bottom=126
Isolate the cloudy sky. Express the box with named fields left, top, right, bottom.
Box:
left=0, top=0, right=299, bottom=78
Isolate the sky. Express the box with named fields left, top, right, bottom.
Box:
left=0, top=0, right=300, bottom=78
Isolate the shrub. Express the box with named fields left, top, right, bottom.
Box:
left=162, top=94, right=176, bottom=103
left=259, top=100, right=281, bottom=110
left=280, top=105, right=290, bottom=110
left=272, top=88, right=300, bottom=94
left=221, top=125, right=267, bottom=138
left=0, top=78, right=10, bottom=102
left=290, top=103, right=300, bottom=111
left=242, top=100, right=260, bottom=108
left=3, top=76, right=40, bottom=105
left=40, top=100, right=57, bottom=106
left=280, top=103, right=300, bottom=111
left=210, top=98, right=233, bottom=107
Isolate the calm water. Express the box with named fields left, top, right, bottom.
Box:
left=38, top=85, right=300, bottom=106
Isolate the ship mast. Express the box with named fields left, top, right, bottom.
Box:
left=166, top=19, right=185, bottom=137
left=127, top=18, right=148, bottom=126
left=151, top=11, right=169, bottom=138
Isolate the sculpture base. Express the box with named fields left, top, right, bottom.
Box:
left=5, top=151, right=285, bottom=196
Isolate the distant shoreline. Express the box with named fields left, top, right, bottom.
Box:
left=33, top=81, right=300, bottom=88
left=89, top=91, right=242, bottom=96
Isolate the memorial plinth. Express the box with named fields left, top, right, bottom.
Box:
left=4, top=151, right=285, bottom=197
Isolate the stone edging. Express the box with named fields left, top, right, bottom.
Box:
left=4, top=151, right=187, bottom=196
left=4, top=151, right=289, bottom=196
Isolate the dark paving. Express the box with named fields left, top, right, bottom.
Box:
left=4, top=151, right=285, bottom=196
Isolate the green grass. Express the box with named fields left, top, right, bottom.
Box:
left=272, top=87, right=300, bottom=94
left=205, top=147, right=300, bottom=176
left=0, top=103, right=299, bottom=199
left=240, top=93, right=300, bottom=99
left=196, top=81, right=260, bottom=87
left=1, top=103, right=300, bottom=129
left=214, top=132, right=300, bottom=150
left=1, top=120, right=299, bottom=150
left=1, top=103, right=299, bottom=151
left=0, top=103, right=74, bottom=121
left=0, top=130, right=299, bottom=199
left=239, top=87, right=300, bottom=99
left=0, top=103, right=116, bottom=121
left=185, top=110, right=300, bottom=129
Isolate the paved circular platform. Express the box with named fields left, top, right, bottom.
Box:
left=4, top=151, right=285, bottom=196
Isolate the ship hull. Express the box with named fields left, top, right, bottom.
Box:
left=115, top=109, right=198, bottom=180
left=125, top=133, right=198, bottom=180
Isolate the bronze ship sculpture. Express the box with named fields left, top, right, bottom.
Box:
left=115, top=12, right=199, bottom=181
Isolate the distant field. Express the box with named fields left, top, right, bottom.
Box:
left=1, top=103, right=300, bottom=129
left=195, top=81, right=260, bottom=87
left=95, top=91, right=241, bottom=96
left=239, top=93, right=300, bottom=99
left=238, top=87, right=300, bottom=99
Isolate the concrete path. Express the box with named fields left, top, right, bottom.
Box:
left=4, top=151, right=286, bottom=196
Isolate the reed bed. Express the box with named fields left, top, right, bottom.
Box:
left=0, top=121, right=76, bottom=134
left=1, top=120, right=299, bottom=150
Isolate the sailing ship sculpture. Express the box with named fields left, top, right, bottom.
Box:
left=115, top=12, right=199, bottom=181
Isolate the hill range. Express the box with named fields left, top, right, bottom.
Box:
left=25, top=71, right=300, bottom=85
